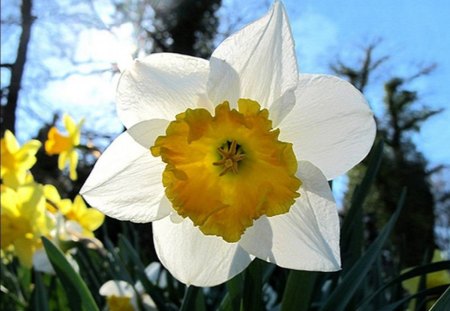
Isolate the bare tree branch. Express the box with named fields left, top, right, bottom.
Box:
left=1, top=0, right=35, bottom=136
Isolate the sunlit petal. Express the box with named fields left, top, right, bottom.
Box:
left=239, top=161, right=340, bottom=271
left=81, top=120, right=171, bottom=222
left=153, top=216, right=253, bottom=287
left=117, top=53, right=211, bottom=128
left=278, top=74, right=376, bottom=179
left=208, top=1, right=297, bottom=116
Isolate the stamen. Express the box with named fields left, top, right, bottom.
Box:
left=213, top=140, right=246, bottom=176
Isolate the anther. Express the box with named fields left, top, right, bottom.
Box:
left=213, top=140, right=245, bottom=176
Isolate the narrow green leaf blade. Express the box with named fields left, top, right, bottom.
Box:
left=31, top=271, right=49, bottom=311
left=321, top=188, right=406, bottom=311
left=430, top=285, right=450, bottom=311
left=379, top=285, right=449, bottom=311
left=228, top=272, right=244, bottom=311
left=118, top=235, right=168, bottom=311
left=281, top=270, right=318, bottom=311
left=242, top=259, right=263, bottom=311
left=42, top=237, right=99, bottom=311
left=180, top=286, right=206, bottom=311
left=358, top=261, right=450, bottom=309
left=341, top=140, right=383, bottom=271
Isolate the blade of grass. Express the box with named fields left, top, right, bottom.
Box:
left=379, top=285, right=449, bottom=311
left=357, top=261, right=450, bottom=309
left=118, top=235, right=168, bottom=311
left=31, top=271, right=49, bottom=311
left=42, top=237, right=99, bottom=311
left=341, top=140, right=384, bottom=272
left=217, top=275, right=242, bottom=311
left=180, top=286, right=206, bottom=311
left=430, top=285, right=450, bottom=311
left=17, top=264, right=31, bottom=302
left=321, top=188, right=406, bottom=311
left=75, top=244, right=102, bottom=290
left=242, top=259, right=263, bottom=311
left=281, top=270, right=318, bottom=311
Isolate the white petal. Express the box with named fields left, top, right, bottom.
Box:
left=278, top=74, right=376, bottom=180
left=81, top=120, right=170, bottom=223
left=33, top=249, right=80, bottom=274
left=208, top=1, right=298, bottom=115
left=144, top=262, right=166, bottom=286
left=33, top=249, right=55, bottom=274
left=239, top=161, right=341, bottom=271
left=65, top=220, right=83, bottom=235
left=135, top=262, right=168, bottom=293
left=117, top=53, right=212, bottom=128
left=152, top=216, right=253, bottom=287
left=141, top=294, right=157, bottom=311
left=99, top=280, right=135, bottom=298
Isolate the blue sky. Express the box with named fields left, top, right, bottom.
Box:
left=282, top=0, right=450, bottom=167
left=2, top=0, right=449, bottom=168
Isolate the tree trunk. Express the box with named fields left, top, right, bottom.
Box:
left=1, top=0, right=34, bottom=136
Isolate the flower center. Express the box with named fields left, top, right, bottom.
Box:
left=151, top=99, right=301, bottom=242
left=213, top=140, right=246, bottom=176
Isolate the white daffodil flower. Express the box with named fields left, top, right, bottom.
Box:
left=99, top=280, right=156, bottom=311
left=81, top=1, right=376, bottom=287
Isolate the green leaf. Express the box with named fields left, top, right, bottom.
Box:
left=281, top=270, right=318, bottom=311
left=18, top=264, right=32, bottom=302
left=180, top=286, right=206, bottom=311
left=42, top=237, right=99, bottom=311
left=31, top=271, right=49, bottom=311
left=242, top=259, right=264, bottom=311
left=379, top=285, right=449, bottom=311
left=103, top=234, right=131, bottom=280
left=118, top=235, right=168, bottom=311
left=228, top=272, right=245, bottom=311
left=217, top=273, right=243, bottom=311
left=217, top=260, right=276, bottom=311
left=1, top=260, right=28, bottom=309
left=320, top=188, right=406, bottom=311
left=358, top=261, right=450, bottom=309
left=341, top=140, right=384, bottom=272
left=430, top=285, right=450, bottom=311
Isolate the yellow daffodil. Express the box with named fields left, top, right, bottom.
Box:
left=1, top=130, right=41, bottom=188
left=99, top=280, right=156, bottom=311
left=0, top=184, right=52, bottom=267
left=43, top=184, right=104, bottom=238
left=45, top=114, right=83, bottom=180
left=42, top=183, right=72, bottom=213
left=60, top=195, right=104, bottom=238
left=82, top=1, right=376, bottom=286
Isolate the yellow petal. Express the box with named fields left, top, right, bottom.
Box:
left=1, top=131, right=41, bottom=187
left=69, top=151, right=78, bottom=180
left=43, top=184, right=61, bottom=202
left=3, top=130, right=20, bottom=153
left=81, top=209, right=105, bottom=231
left=58, top=199, right=73, bottom=215
left=45, top=127, right=73, bottom=155
left=63, top=114, right=77, bottom=134
left=72, top=195, right=86, bottom=215
left=0, top=186, right=19, bottom=214
left=63, top=114, right=84, bottom=145
left=14, top=238, right=36, bottom=268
